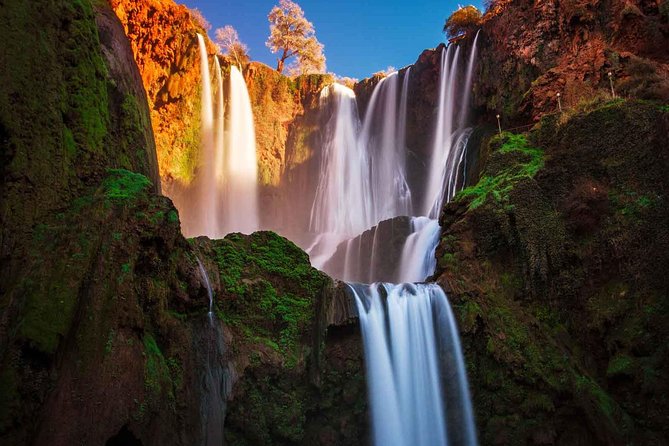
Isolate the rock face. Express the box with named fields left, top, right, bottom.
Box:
left=0, top=1, right=364, bottom=445
left=471, top=0, right=669, bottom=123
left=435, top=100, right=669, bottom=444
left=110, top=0, right=335, bottom=224
left=111, top=0, right=212, bottom=186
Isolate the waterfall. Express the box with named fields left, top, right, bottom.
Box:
left=423, top=44, right=476, bottom=218
left=359, top=71, right=412, bottom=222
left=224, top=66, right=259, bottom=234
left=308, top=72, right=414, bottom=274
left=195, top=34, right=219, bottom=237
left=310, top=83, right=372, bottom=237
left=196, top=257, right=214, bottom=323
left=176, top=39, right=258, bottom=238
left=397, top=217, right=441, bottom=282
left=194, top=256, right=228, bottom=446
left=214, top=56, right=225, bottom=189
left=350, top=283, right=477, bottom=446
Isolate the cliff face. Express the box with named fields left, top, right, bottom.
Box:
left=435, top=100, right=669, bottom=444
left=111, top=0, right=211, bottom=186
left=472, top=0, right=669, bottom=123
left=0, top=1, right=361, bottom=445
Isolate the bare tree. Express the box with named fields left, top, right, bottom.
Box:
left=215, top=25, right=249, bottom=67
left=266, top=0, right=326, bottom=74
left=190, top=8, right=211, bottom=31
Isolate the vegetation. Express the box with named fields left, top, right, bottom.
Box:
left=102, top=169, right=152, bottom=202
left=266, top=0, right=326, bottom=74
left=212, top=231, right=327, bottom=367
left=456, top=132, right=544, bottom=209
left=215, top=25, right=250, bottom=67
left=443, top=6, right=482, bottom=39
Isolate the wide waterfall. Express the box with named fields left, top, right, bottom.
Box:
left=307, top=70, right=415, bottom=275
left=350, top=283, right=477, bottom=446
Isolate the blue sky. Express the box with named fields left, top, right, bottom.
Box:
left=181, top=0, right=483, bottom=80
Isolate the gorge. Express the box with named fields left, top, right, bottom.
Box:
left=1, top=0, right=668, bottom=445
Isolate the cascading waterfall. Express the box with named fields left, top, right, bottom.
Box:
left=423, top=44, right=476, bottom=218
left=310, top=83, right=372, bottom=237
left=185, top=34, right=480, bottom=445
left=225, top=66, right=260, bottom=235
left=397, top=217, right=441, bottom=282
left=178, top=38, right=260, bottom=239
left=350, top=283, right=477, bottom=446
left=359, top=71, right=412, bottom=221
left=339, top=41, right=479, bottom=446
left=214, top=56, right=225, bottom=190
left=308, top=83, right=372, bottom=267
left=308, top=70, right=414, bottom=274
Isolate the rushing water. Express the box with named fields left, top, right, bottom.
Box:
left=185, top=37, right=479, bottom=446
left=350, top=283, right=477, bottom=446
left=195, top=34, right=219, bottom=237
left=224, top=66, right=259, bottom=235
left=195, top=257, right=228, bottom=446
left=180, top=42, right=259, bottom=238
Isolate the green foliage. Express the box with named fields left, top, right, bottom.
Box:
left=607, top=354, right=635, bottom=377
left=102, top=169, right=152, bottom=202
left=214, top=232, right=326, bottom=367
left=443, top=5, right=482, bottom=38
left=456, top=132, right=544, bottom=209
left=168, top=209, right=179, bottom=223
left=143, top=333, right=171, bottom=397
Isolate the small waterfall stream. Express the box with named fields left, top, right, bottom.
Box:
left=195, top=257, right=230, bottom=446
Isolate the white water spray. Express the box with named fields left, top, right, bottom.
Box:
left=224, top=66, right=259, bottom=234
left=350, top=283, right=477, bottom=446
left=359, top=71, right=412, bottom=222
left=195, top=34, right=219, bottom=237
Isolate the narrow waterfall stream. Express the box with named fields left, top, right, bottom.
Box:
left=196, top=257, right=230, bottom=446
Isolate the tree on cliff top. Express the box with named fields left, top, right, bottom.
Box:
left=266, top=0, right=326, bottom=75
left=443, top=5, right=482, bottom=39
left=215, top=25, right=249, bottom=67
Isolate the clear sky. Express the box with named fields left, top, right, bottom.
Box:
left=180, top=0, right=483, bottom=80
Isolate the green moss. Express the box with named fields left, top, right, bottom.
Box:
left=168, top=209, right=179, bottom=223
left=102, top=169, right=152, bottom=202
left=456, top=132, right=544, bottom=209
left=607, top=354, right=636, bottom=377
left=143, top=333, right=171, bottom=396
left=214, top=232, right=325, bottom=367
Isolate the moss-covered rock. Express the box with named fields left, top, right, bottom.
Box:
left=437, top=99, right=669, bottom=444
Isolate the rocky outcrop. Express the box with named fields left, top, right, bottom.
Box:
left=435, top=100, right=669, bottom=444
left=111, top=0, right=212, bottom=186
left=472, top=0, right=669, bottom=123
left=0, top=1, right=364, bottom=445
